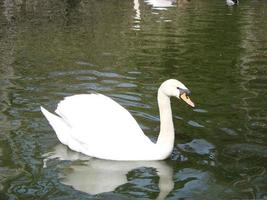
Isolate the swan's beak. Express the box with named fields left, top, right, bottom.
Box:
left=180, top=93, right=195, bottom=107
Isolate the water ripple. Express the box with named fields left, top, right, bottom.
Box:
left=187, top=120, right=205, bottom=128
left=49, top=70, right=122, bottom=79
left=178, top=139, right=215, bottom=156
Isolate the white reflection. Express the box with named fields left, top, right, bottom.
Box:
left=145, top=0, right=176, bottom=10
left=133, top=0, right=191, bottom=30
left=134, top=0, right=141, bottom=20
left=44, top=144, right=174, bottom=199
left=133, top=0, right=141, bottom=30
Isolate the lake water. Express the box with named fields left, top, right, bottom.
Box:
left=0, top=0, right=267, bottom=199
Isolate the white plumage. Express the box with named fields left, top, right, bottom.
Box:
left=41, top=79, right=194, bottom=161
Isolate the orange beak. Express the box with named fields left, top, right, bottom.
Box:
left=180, top=93, right=195, bottom=107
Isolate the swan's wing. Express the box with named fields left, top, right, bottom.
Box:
left=55, top=94, right=153, bottom=148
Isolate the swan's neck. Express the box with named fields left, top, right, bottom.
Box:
left=156, top=89, right=175, bottom=154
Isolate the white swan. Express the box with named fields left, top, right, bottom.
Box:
left=41, top=79, right=194, bottom=161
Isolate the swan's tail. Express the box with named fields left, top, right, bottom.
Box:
left=40, top=106, right=70, bottom=145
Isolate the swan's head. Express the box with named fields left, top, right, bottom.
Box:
left=159, top=79, right=195, bottom=107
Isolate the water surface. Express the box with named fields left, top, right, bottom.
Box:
left=0, top=0, right=267, bottom=199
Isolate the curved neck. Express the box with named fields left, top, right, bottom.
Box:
left=156, top=89, right=175, bottom=152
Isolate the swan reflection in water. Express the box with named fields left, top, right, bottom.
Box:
left=43, top=144, right=174, bottom=199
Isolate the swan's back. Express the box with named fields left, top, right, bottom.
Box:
left=44, top=94, right=154, bottom=160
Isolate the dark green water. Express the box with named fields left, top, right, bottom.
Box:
left=0, top=0, right=267, bottom=199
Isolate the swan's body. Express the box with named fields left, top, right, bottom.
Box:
left=41, top=79, right=194, bottom=161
